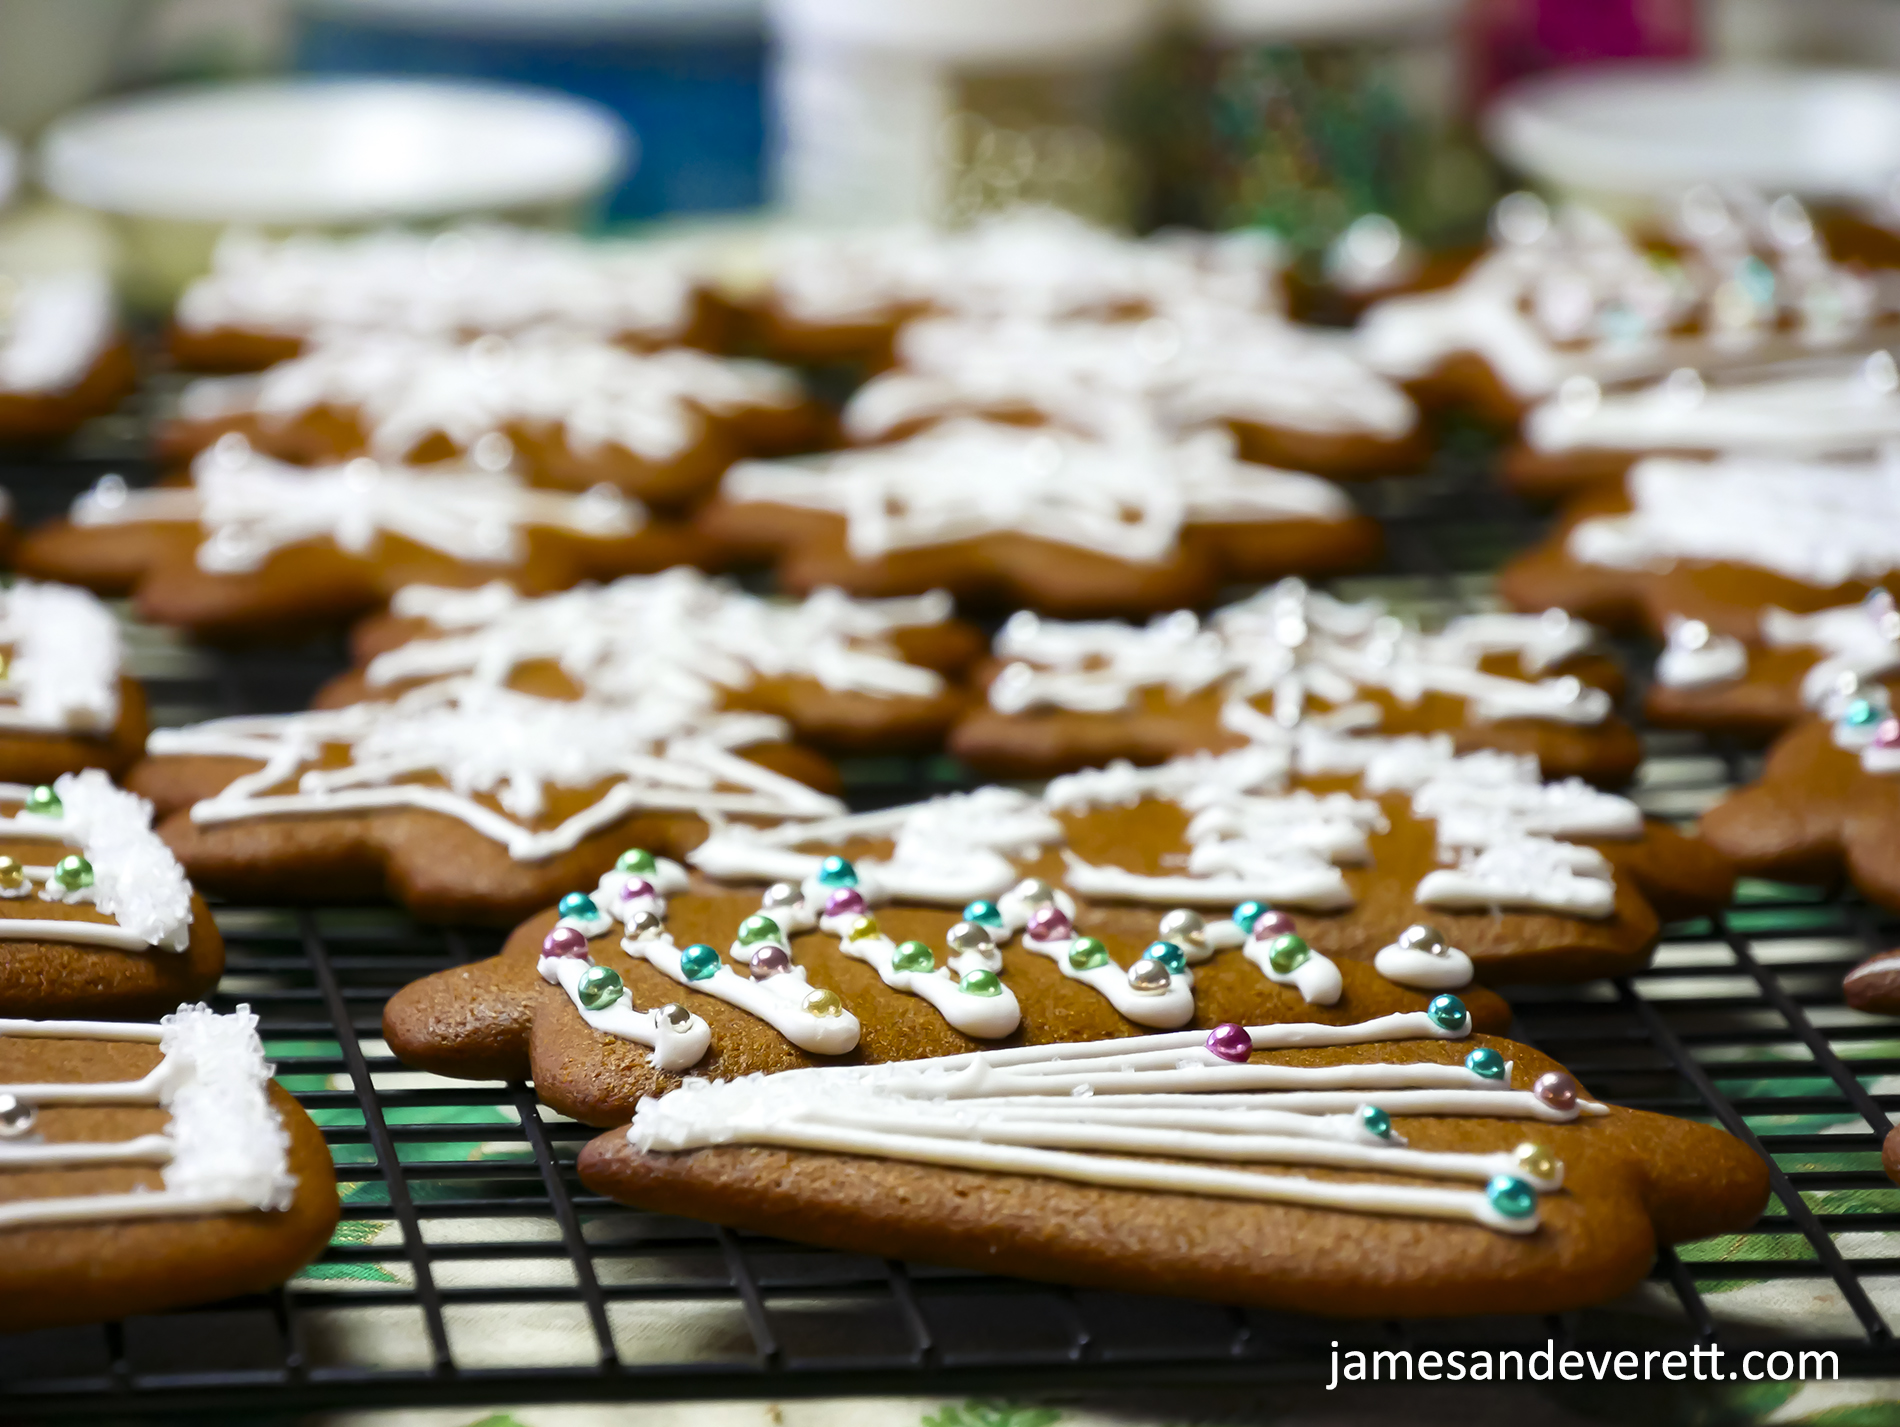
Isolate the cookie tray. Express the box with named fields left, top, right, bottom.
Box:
left=3, top=449, right=1900, bottom=1416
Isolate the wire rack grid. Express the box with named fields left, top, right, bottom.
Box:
left=2, top=442, right=1900, bottom=1419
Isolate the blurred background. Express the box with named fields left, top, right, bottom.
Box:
left=7, top=0, right=1900, bottom=303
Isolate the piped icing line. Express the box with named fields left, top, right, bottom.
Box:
left=989, top=585, right=1608, bottom=728
left=1654, top=616, right=1749, bottom=690
left=830, top=922, right=1021, bottom=1039
left=0, top=581, right=122, bottom=733
left=1568, top=452, right=1900, bottom=590
left=721, top=419, right=1354, bottom=566
left=1016, top=925, right=1195, bottom=1030
left=176, top=223, right=703, bottom=343
left=371, top=574, right=952, bottom=706
left=1060, top=849, right=1355, bottom=911
left=148, top=683, right=843, bottom=862
left=687, top=787, right=1062, bottom=905
left=1242, top=935, right=1343, bottom=1006
left=631, top=1007, right=1602, bottom=1234
left=0, top=1133, right=175, bottom=1169
left=1371, top=925, right=1476, bottom=991
left=537, top=953, right=711, bottom=1072
left=1359, top=190, right=1881, bottom=402
left=0, top=1004, right=297, bottom=1230
left=73, top=439, right=644, bottom=578
left=1763, top=591, right=1900, bottom=708
left=178, top=331, right=804, bottom=469
left=0, top=773, right=194, bottom=952
left=620, top=930, right=861, bottom=1057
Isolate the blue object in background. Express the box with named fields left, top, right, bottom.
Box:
left=293, top=1, right=766, bottom=222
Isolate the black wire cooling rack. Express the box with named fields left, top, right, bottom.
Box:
left=5, top=431, right=1900, bottom=1419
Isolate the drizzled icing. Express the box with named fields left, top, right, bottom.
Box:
left=537, top=952, right=711, bottom=1071
left=368, top=572, right=952, bottom=705
left=722, top=419, right=1353, bottom=564
left=146, top=681, right=842, bottom=862
left=1372, top=937, right=1475, bottom=991
left=1360, top=189, right=1886, bottom=401
left=763, top=207, right=1282, bottom=328
left=631, top=1010, right=1607, bottom=1235
left=0, top=580, right=121, bottom=733
left=988, top=581, right=1608, bottom=728
left=1654, top=617, right=1750, bottom=690
left=0, top=271, right=116, bottom=395
left=1048, top=733, right=1639, bottom=919
left=688, top=789, right=1064, bottom=905
left=0, top=1004, right=297, bottom=1229
left=1525, top=352, right=1900, bottom=457
left=72, top=440, right=641, bottom=576
left=176, top=224, right=702, bottom=344
left=179, top=330, right=804, bottom=467
left=844, top=306, right=1414, bottom=446
left=1766, top=593, right=1900, bottom=706
left=1569, top=453, right=1900, bottom=589
left=0, top=773, right=195, bottom=952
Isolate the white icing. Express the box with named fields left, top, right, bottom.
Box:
left=722, top=419, right=1353, bottom=565
left=1050, top=738, right=1637, bottom=920
left=620, top=931, right=860, bottom=1056
left=177, top=224, right=701, bottom=344
left=765, top=208, right=1282, bottom=329
left=372, top=572, right=950, bottom=704
left=0, top=271, right=115, bottom=395
left=833, top=928, right=1021, bottom=1039
left=1526, top=353, right=1900, bottom=457
left=0, top=1004, right=296, bottom=1229
left=1570, top=453, right=1900, bottom=589
left=1017, top=929, right=1196, bottom=1029
left=1761, top=595, right=1900, bottom=708
left=0, top=773, right=194, bottom=952
left=1655, top=617, right=1749, bottom=689
left=1372, top=940, right=1475, bottom=991
left=179, top=330, right=803, bottom=467
left=1861, top=742, right=1900, bottom=774
left=631, top=1011, right=1606, bottom=1236
left=0, top=581, right=121, bottom=734
left=73, top=440, right=642, bottom=576
left=987, top=582, right=1608, bottom=729
left=148, top=682, right=842, bottom=862
left=688, top=788, right=1062, bottom=905
left=538, top=953, right=711, bottom=1071
left=1360, top=191, right=1881, bottom=401
left=845, top=305, right=1414, bottom=446
left=1244, top=938, right=1343, bottom=1005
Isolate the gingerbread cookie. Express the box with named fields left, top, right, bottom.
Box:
left=842, top=307, right=1423, bottom=480
left=949, top=581, right=1642, bottom=785
left=129, top=675, right=844, bottom=926
left=697, top=419, right=1382, bottom=618
left=161, top=332, right=825, bottom=512
left=1039, top=737, right=1731, bottom=972
left=16, top=440, right=707, bottom=643
left=0, top=1003, right=339, bottom=1330
left=1844, top=947, right=1900, bottom=1015
left=579, top=1011, right=1768, bottom=1316
left=741, top=208, right=1281, bottom=368
left=382, top=791, right=1515, bottom=1126
left=1498, top=454, right=1900, bottom=642
left=334, top=573, right=980, bottom=757
left=1505, top=351, right=1900, bottom=502
left=1645, top=591, right=1900, bottom=740
left=0, top=772, right=222, bottom=1018
left=1699, top=696, right=1900, bottom=906
left=0, top=579, right=148, bottom=782
left=1359, top=189, right=1894, bottom=427
left=0, top=271, right=136, bottom=446
left=169, top=224, right=719, bottom=371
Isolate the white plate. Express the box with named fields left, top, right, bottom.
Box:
left=1488, top=64, right=1900, bottom=201
left=37, top=78, right=630, bottom=224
